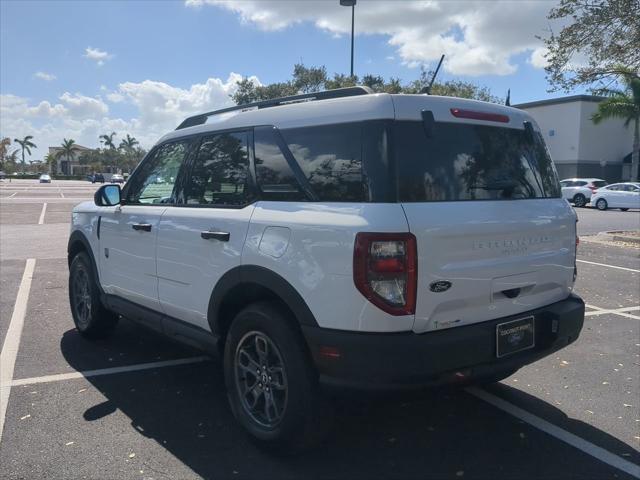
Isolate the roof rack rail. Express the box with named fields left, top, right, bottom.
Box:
left=175, top=85, right=374, bottom=130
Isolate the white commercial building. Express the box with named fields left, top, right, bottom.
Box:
left=515, top=95, right=635, bottom=182
left=48, top=144, right=93, bottom=175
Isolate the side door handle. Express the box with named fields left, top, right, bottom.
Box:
left=201, top=231, right=230, bottom=242
left=132, top=223, right=152, bottom=232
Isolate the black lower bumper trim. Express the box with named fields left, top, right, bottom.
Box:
left=302, top=294, right=584, bottom=390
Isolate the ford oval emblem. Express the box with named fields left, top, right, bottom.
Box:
left=429, top=280, right=452, bottom=293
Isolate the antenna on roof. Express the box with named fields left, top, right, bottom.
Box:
left=505, top=88, right=511, bottom=106
left=421, top=54, right=445, bottom=95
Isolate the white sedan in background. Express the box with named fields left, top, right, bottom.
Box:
left=591, top=182, right=640, bottom=211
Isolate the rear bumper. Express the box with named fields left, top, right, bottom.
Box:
left=302, top=294, right=584, bottom=390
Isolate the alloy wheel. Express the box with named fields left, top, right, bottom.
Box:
left=234, top=331, right=288, bottom=429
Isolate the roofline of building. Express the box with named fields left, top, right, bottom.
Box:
left=513, top=95, right=604, bottom=110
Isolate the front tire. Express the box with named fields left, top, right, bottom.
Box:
left=69, top=252, right=118, bottom=339
left=596, top=198, right=608, bottom=211
left=224, top=302, right=331, bottom=453
left=572, top=193, right=587, bottom=208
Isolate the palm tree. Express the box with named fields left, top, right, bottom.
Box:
left=44, top=153, right=58, bottom=174
left=592, top=69, right=640, bottom=181
left=99, top=132, right=117, bottom=150
left=119, top=134, right=139, bottom=151
left=55, top=138, right=79, bottom=175
left=13, top=135, right=37, bottom=173
left=119, top=134, right=139, bottom=171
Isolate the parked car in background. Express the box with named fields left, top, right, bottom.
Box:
left=87, top=173, right=105, bottom=183
left=0, top=171, right=6, bottom=180
left=39, top=174, right=51, bottom=183
left=110, top=174, right=125, bottom=184
left=590, top=182, right=640, bottom=211
left=559, top=178, right=607, bottom=207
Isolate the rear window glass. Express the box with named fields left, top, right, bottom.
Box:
left=395, top=121, right=561, bottom=202
left=592, top=180, right=607, bottom=188
left=280, top=123, right=365, bottom=202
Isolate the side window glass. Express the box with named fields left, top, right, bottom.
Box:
left=254, top=126, right=305, bottom=201
left=186, top=132, right=250, bottom=206
left=608, top=185, right=619, bottom=191
left=280, top=123, right=364, bottom=202
left=126, top=141, right=188, bottom=204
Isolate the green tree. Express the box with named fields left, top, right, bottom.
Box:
left=13, top=135, right=37, bottom=173
left=231, top=63, right=501, bottom=106
left=292, top=63, right=327, bottom=93
left=43, top=153, right=57, bottom=174
left=119, top=134, right=140, bottom=172
left=99, top=132, right=117, bottom=150
left=55, top=138, right=79, bottom=175
left=541, top=0, right=640, bottom=92
left=592, top=69, right=640, bottom=180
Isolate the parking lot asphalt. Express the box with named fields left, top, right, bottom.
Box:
left=1, top=179, right=639, bottom=480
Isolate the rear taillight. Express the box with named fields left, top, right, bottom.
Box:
left=353, top=232, right=417, bottom=316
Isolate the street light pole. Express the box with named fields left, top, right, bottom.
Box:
left=340, top=0, right=356, bottom=78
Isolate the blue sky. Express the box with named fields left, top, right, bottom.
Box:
left=1, top=0, right=581, bottom=157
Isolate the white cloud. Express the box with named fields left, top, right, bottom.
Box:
left=84, top=47, right=113, bottom=66
left=0, top=73, right=253, bottom=156
left=34, top=71, right=56, bottom=81
left=529, top=47, right=548, bottom=69
left=187, top=0, right=556, bottom=76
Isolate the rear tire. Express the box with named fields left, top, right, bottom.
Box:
left=572, top=193, right=586, bottom=207
left=596, top=198, right=608, bottom=211
left=620, top=208, right=629, bottom=211
left=224, top=302, right=331, bottom=453
left=69, top=252, right=118, bottom=339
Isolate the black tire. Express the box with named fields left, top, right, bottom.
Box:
left=572, top=193, right=587, bottom=208
left=620, top=208, right=629, bottom=211
left=69, top=252, right=118, bottom=339
left=224, top=301, right=331, bottom=453
left=595, top=198, right=608, bottom=211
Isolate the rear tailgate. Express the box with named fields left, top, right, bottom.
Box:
left=391, top=95, right=577, bottom=333
left=403, top=200, right=576, bottom=333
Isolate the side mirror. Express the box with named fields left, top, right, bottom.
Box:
left=94, top=184, right=121, bottom=206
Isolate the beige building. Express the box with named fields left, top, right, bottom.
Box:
left=48, top=144, right=93, bottom=175
left=515, top=95, right=635, bottom=182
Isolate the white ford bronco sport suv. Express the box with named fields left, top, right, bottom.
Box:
left=68, top=87, right=584, bottom=450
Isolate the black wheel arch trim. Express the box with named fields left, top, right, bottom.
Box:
left=67, top=230, right=103, bottom=295
left=207, top=265, right=319, bottom=336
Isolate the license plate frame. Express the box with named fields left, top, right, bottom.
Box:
left=496, top=316, right=535, bottom=358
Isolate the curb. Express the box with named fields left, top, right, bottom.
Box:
left=596, top=231, right=640, bottom=245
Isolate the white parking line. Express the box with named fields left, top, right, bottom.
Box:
left=577, top=259, right=639, bottom=273
left=7, top=356, right=210, bottom=387
left=467, top=387, right=640, bottom=478
left=0, top=258, right=36, bottom=443
left=59, top=190, right=64, bottom=198
left=585, top=305, right=640, bottom=319
left=37, top=203, right=47, bottom=225
left=8, top=192, right=17, bottom=198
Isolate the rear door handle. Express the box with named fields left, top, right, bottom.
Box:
left=201, top=231, right=230, bottom=242
left=132, top=223, right=152, bottom=232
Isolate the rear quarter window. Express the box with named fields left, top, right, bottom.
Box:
left=280, top=123, right=365, bottom=202
left=395, top=121, right=561, bottom=202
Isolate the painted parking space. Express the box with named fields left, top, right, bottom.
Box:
left=1, top=181, right=639, bottom=480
